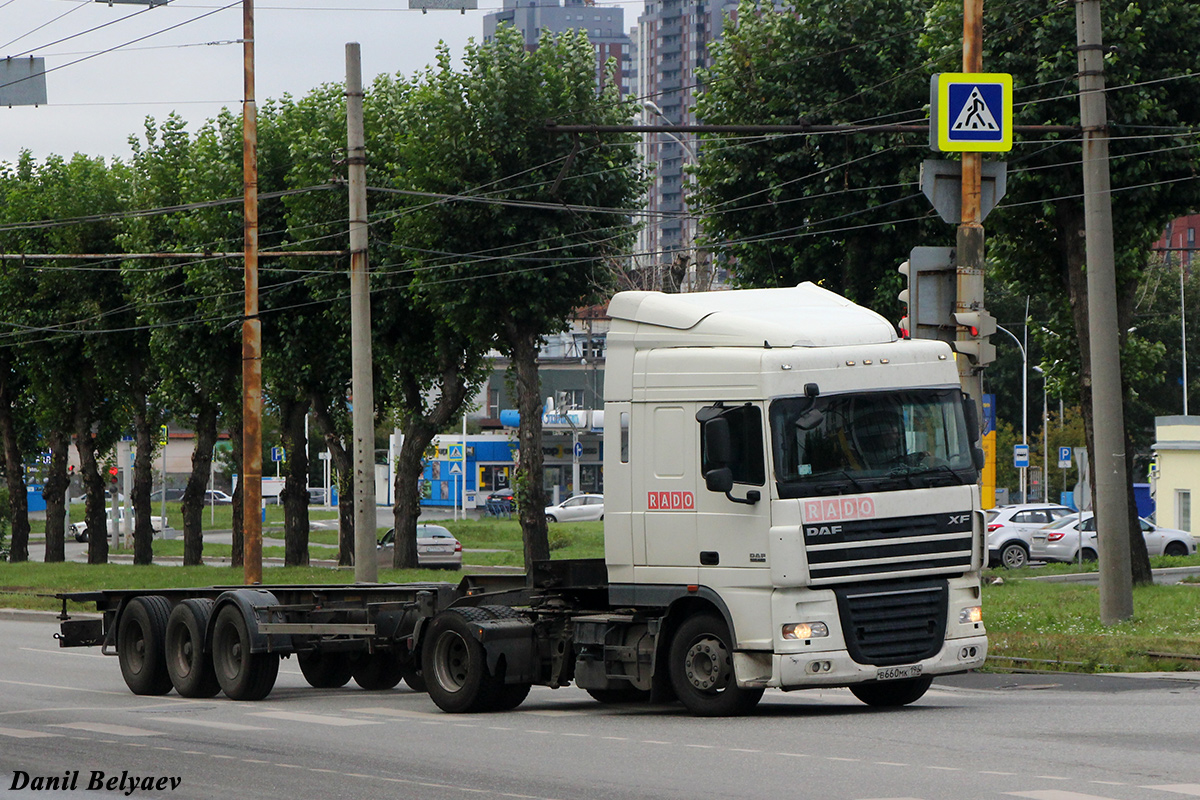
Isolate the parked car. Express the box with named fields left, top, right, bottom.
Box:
left=307, top=487, right=327, bottom=505
left=986, top=503, right=1074, bottom=568
left=376, top=524, right=462, bottom=570
left=202, top=489, right=233, bottom=505
left=544, top=493, right=604, bottom=523
left=1031, top=511, right=1198, bottom=563
left=71, top=510, right=172, bottom=543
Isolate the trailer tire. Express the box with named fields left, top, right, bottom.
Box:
left=298, top=652, right=355, bottom=689
left=402, top=667, right=427, bottom=693
left=849, top=675, right=932, bottom=707
left=118, top=595, right=174, bottom=696
left=422, top=607, right=500, bottom=713
left=165, top=599, right=221, bottom=698
left=212, top=605, right=279, bottom=701
left=353, top=652, right=405, bottom=691
left=668, top=613, right=763, bottom=717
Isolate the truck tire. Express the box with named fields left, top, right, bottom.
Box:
left=668, top=613, right=763, bottom=717
left=117, top=595, right=174, bottom=696
left=298, top=652, right=355, bottom=689
left=212, top=604, right=279, bottom=701
left=401, top=667, right=427, bottom=693
left=165, top=599, right=221, bottom=698
left=999, top=542, right=1028, bottom=569
left=353, top=652, right=405, bottom=690
left=422, top=607, right=501, bottom=713
left=849, top=675, right=932, bottom=707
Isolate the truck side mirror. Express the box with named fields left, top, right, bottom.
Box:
left=704, top=466, right=733, bottom=494
left=702, top=416, right=731, bottom=466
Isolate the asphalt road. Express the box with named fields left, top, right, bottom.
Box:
left=2, top=615, right=1198, bottom=800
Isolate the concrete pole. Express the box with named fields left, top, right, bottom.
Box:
left=957, top=0, right=986, bottom=420
left=347, top=43, right=378, bottom=583
left=242, top=0, right=264, bottom=585
left=1076, top=0, right=1133, bottom=623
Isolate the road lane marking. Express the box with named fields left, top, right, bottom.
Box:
left=0, top=726, right=61, bottom=739
left=49, top=722, right=160, bottom=737
left=247, top=711, right=384, bottom=727
left=351, top=706, right=444, bottom=719
left=145, top=717, right=275, bottom=732
left=1146, top=788, right=1200, bottom=797
left=0, top=678, right=130, bottom=696
left=1006, top=792, right=1122, bottom=799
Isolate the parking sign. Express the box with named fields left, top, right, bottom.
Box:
left=1058, top=446, right=1072, bottom=469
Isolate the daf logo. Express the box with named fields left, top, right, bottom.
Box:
left=948, top=513, right=970, bottom=526
left=804, top=524, right=842, bottom=538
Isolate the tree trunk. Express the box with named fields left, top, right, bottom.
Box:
left=392, top=422, right=436, bottom=570
left=1059, top=202, right=1153, bottom=585
left=0, top=356, right=30, bottom=563
left=509, top=327, right=550, bottom=572
left=309, top=400, right=353, bottom=567
left=279, top=397, right=310, bottom=567
left=228, top=418, right=244, bottom=568
left=41, top=430, right=69, bottom=563
left=130, top=401, right=157, bottom=565
left=75, top=403, right=108, bottom=565
left=181, top=405, right=219, bottom=567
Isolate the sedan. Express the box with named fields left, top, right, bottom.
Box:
left=376, top=524, right=463, bottom=570
left=986, top=503, right=1074, bottom=568
left=1032, top=511, right=1198, bottom=563
left=544, top=493, right=604, bottom=523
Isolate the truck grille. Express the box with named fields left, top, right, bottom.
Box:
left=803, top=512, right=972, bottom=584
left=834, top=580, right=948, bottom=666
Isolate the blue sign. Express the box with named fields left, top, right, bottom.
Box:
left=982, top=394, right=995, bottom=436
left=1014, top=444, right=1030, bottom=469
left=574, top=441, right=583, bottom=459
left=932, top=73, right=1013, bottom=152
left=1058, top=446, right=1072, bottom=469
left=271, top=446, right=284, bottom=462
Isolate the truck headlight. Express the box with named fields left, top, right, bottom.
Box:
left=782, top=621, right=829, bottom=640
left=959, top=606, right=983, bottom=625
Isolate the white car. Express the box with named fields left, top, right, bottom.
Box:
left=376, top=524, right=463, bottom=570
left=544, top=494, right=604, bottom=523
left=986, top=503, right=1074, bottom=568
left=1032, top=511, right=1198, bottom=563
left=71, top=510, right=172, bottom=543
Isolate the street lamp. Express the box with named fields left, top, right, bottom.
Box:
left=642, top=100, right=706, bottom=291
left=996, top=324, right=1028, bottom=502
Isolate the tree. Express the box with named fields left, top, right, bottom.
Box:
left=391, top=29, right=644, bottom=570
left=923, top=0, right=1200, bottom=584
left=691, top=0, right=942, bottom=310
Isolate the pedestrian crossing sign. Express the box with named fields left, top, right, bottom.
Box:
left=931, top=73, right=1013, bottom=152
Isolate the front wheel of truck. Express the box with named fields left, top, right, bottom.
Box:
left=422, top=608, right=500, bottom=713
left=849, top=675, right=933, bottom=707
left=668, top=613, right=763, bottom=717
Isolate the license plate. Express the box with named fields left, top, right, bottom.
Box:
left=876, top=664, right=922, bottom=681
left=426, top=546, right=450, bottom=553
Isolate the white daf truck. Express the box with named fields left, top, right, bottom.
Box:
left=56, top=283, right=986, bottom=717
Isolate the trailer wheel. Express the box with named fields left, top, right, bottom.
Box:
left=353, top=652, right=405, bottom=691
left=849, top=675, right=932, bottom=707
left=118, top=596, right=174, bottom=696
left=212, top=605, right=279, bottom=701
left=668, top=613, right=763, bottom=717
left=401, top=667, right=427, bottom=693
left=165, top=599, right=221, bottom=698
left=298, top=652, right=355, bottom=689
left=422, top=608, right=499, bottom=713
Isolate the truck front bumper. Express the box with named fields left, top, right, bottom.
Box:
left=769, top=633, right=987, bottom=690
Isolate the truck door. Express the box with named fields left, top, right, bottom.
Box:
left=694, top=403, right=771, bottom=571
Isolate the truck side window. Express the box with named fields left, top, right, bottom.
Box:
left=620, top=411, right=630, bottom=463
left=700, top=404, right=765, bottom=486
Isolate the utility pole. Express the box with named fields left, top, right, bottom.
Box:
left=956, top=0, right=986, bottom=415
left=1077, top=0, right=1133, bottom=623
left=242, top=0, right=263, bottom=585
left=347, top=43, right=378, bottom=582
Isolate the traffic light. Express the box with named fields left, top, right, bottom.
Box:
left=898, top=247, right=957, bottom=343
left=952, top=309, right=997, bottom=364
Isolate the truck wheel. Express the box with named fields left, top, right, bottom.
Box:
left=118, top=596, right=174, bottom=696
left=999, top=542, right=1028, bottom=569
left=298, top=652, right=355, bottom=689
left=849, top=675, right=933, bottom=707
left=165, top=599, right=221, bottom=698
left=353, top=652, right=405, bottom=690
left=402, top=667, right=427, bottom=693
left=668, top=613, right=763, bottom=717
left=422, top=608, right=500, bottom=713
left=212, top=605, right=279, bottom=701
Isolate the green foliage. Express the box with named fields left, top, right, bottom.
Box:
left=693, top=0, right=942, bottom=309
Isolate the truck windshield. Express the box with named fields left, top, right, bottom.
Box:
left=769, top=388, right=975, bottom=497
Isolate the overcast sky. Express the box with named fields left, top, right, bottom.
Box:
left=1, top=0, right=640, bottom=165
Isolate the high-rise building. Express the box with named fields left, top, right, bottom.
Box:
left=483, top=0, right=632, bottom=94
left=635, top=0, right=739, bottom=288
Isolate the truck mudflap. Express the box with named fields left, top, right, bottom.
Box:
left=773, top=633, right=988, bottom=689
left=210, top=589, right=289, bottom=655
left=469, top=615, right=538, bottom=684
